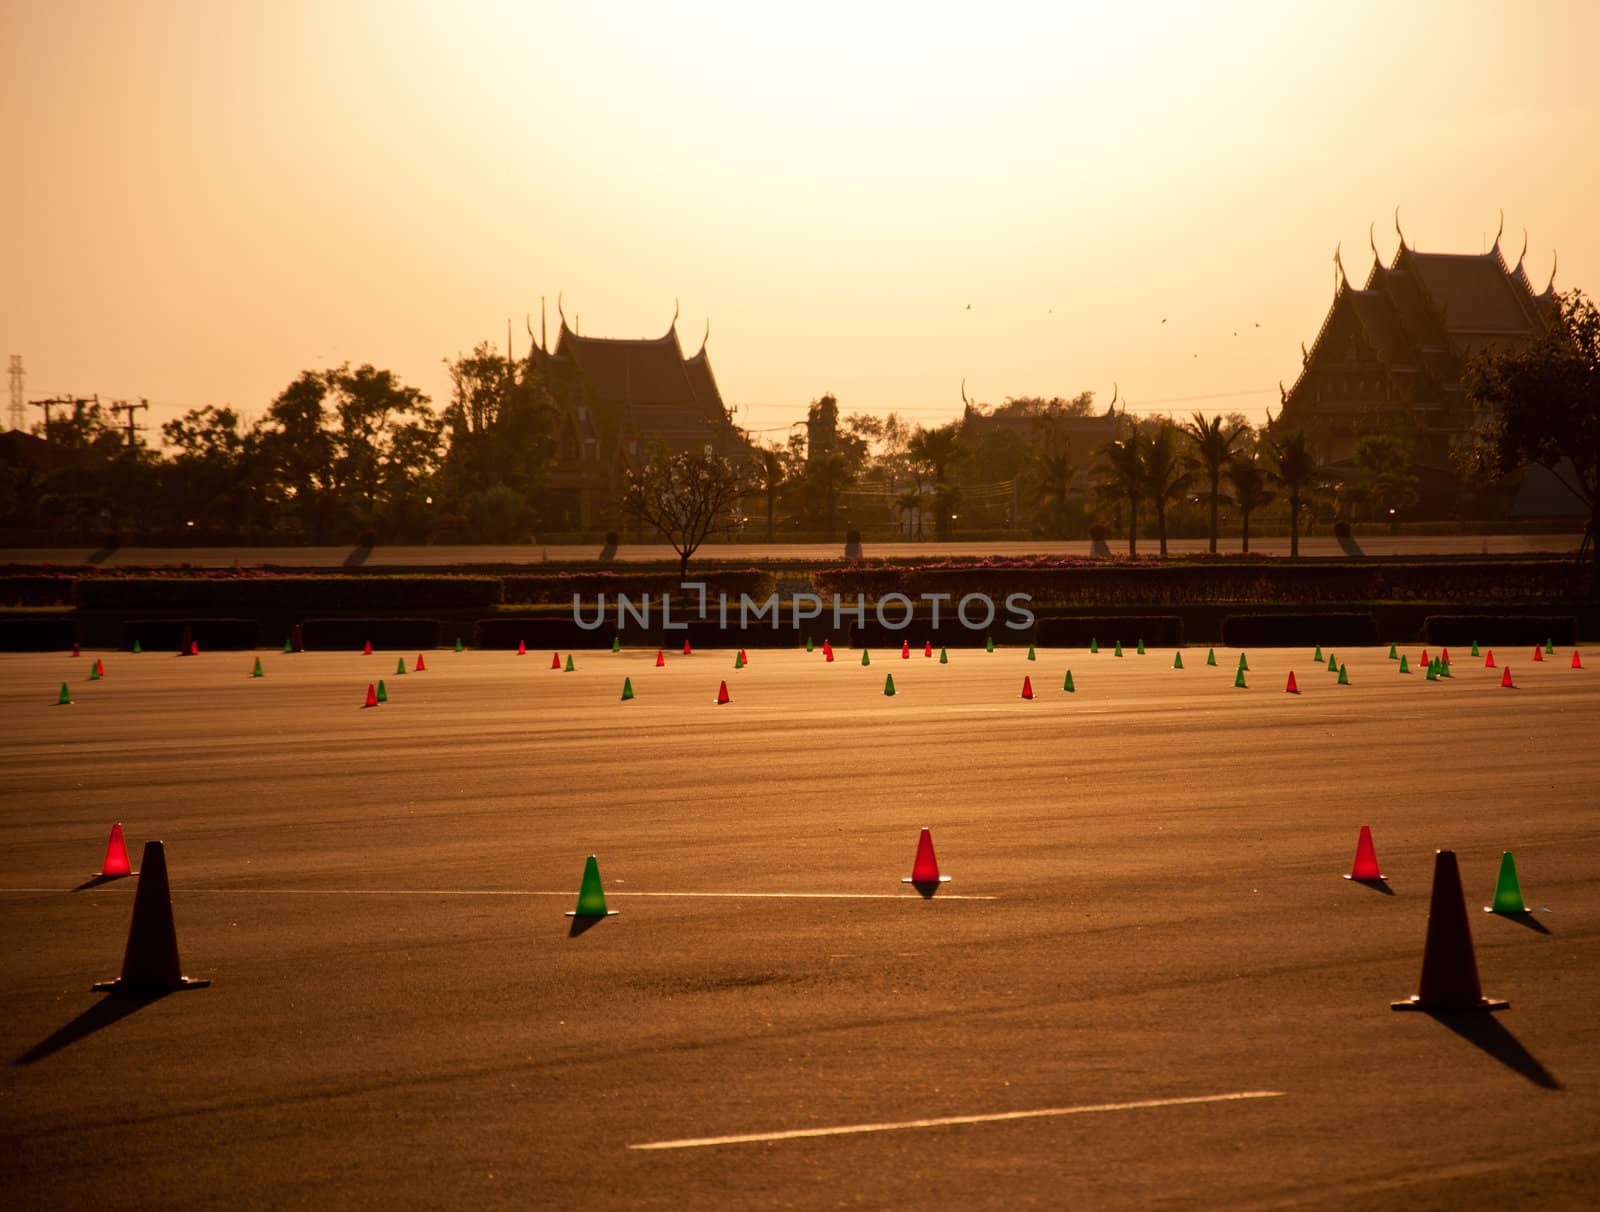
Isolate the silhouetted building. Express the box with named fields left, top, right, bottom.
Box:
left=1279, top=226, right=1558, bottom=515
left=530, top=307, right=748, bottom=529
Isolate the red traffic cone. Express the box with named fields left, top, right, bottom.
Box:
left=1501, top=666, right=1514, bottom=688
left=1393, top=849, right=1507, bottom=1012
left=1485, top=649, right=1496, bottom=667
left=97, top=822, right=135, bottom=878
left=71, top=642, right=81, bottom=657
left=1285, top=671, right=1299, bottom=694
left=924, top=641, right=933, bottom=657
left=363, top=640, right=373, bottom=655
left=1440, top=647, right=1451, bottom=667
left=1532, top=646, right=1543, bottom=662
left=363, top=683, right=378, bottom=707
left=1021, top=675, right=1034, bottom=700
left=415, top=654, right=426, bottom=671
left=825, top=643, right=835, bottom=663
left=715, top=679, right=730, bottom=705
left=550, top=652, right=561, bottom=670
left=902, top=827, right=950, bottom=885
left=189, top=640, right=199, bottom=656
left=901, top=641, right=910, bottom=659
left=95, top=658, right=105, bottom=677
left=517, top=639, right=526, bottom=655
left=683, top=639, right=693, bottom=656
left=1343, top=824, right=1383, bottom=882
left=739, top=648, right=749, bottom=666
left=92, top=841, right=209, bottom=995
left=655, top=649, right=666, bottom=667
left=1572, top=650, right=1583, bottom=669
left=1419, top=648, right=1429, bottom=667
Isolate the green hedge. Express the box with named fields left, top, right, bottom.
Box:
left=502, top=568, right=772, bottom=604
left=812, top=559, right=1580, bottom=606
left=75, top=575, right=503, bottom=611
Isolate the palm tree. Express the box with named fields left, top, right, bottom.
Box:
left=1096, top=429, right=1146, bottom=555
left=1224, top=454, right=1274, bottom=553
left=1182, top=411, right=1246, bottom=554
left=756, top=446, right=786, bottom=541
left=1031, top=448, right=1075, bottom=538
left=1269, top=431, right=1319, bottom=557
left=907, top=423, right=963, bottom=540
left=1143, top=421, right=1193, bottom=558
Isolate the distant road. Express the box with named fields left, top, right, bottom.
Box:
left=0, top=534, right=1582, bottom=567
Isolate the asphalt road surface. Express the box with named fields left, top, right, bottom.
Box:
left=3, top=641, right=1597, bottom=1208
left=0, top=532, right=1583, bottom=568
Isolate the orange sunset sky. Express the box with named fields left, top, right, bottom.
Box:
left=3, top=1, right=1597, bottom=443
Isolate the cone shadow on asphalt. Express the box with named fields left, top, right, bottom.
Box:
left=15, top=992, right=170, bottom=1065
left=1352, top=877, right=1395, bottom=896
left=910, top=880, right=943, bottom=900
left=1486, top=911, right=1552, bottom=935
left=567, top=914, right=607, bottom=938
left=1423, top=1011, right=1562, bottom=1089
left=73, top=874, right=130, bottom=892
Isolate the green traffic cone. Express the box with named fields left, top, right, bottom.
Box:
left=564, top=654, right=575, bottom=672
left=621, top=677, right=634, bottom=701
left=1027, top=645, right=1036, bottom=661
left=1063, top=669, right=1075, bottom=692
left=612, top=636, right=621, bottom=653
left=376, top=679, right=388, bottom=702
left=1337, top=663, right=1349, bottom=685
left=1314, top=646, right=1323, bottom=663
left=454, top=637, right=464, bottom=653
left=395, top=657, right=407, bottom=675
left=1470, top=641, right=1480, bottom=657
left=1206, top=647, right=1216, bottom=666
left=883, top=673, right=896, bottom=696
left=1327, top=653, right=1337, bottom=673
left=1089, top=638, right=1099, bottom=654
left=1114, top=641, right=1123, bottom=657
left=1486, top=851, right=1528, bottom=914
left=938, top=647, right=948, bottom=664
left=566, top=855, right=617, bottom=917
left=1387, top=643, right=1398, bottom=660
left=861, top=649, right=871, bottom=667
left=1425, top=660, right=1437, bottom=681
left=734, top=650, right=744, bottom=669
left=56, top=681, right=72, bottom=705
left=1237, top=653, right=1248, bottom=672
left=132, top=639, right=143, bottom=655
left=806, top=636, right=814, bottom=653
left=1234, top=667, right=1247, bottom=688
left=251, top=657, right=264, bottom=678
left=1172, top=651, right=1184, bottom=669
left=1545, top=638, right=1555, bottom=655
left=986, top=635, right=995, bottom=653
left=1399, top=654, right=1410, bottom=673
left=1439, top=659, right=1452, bottom=679
left=1136, top=639, right=1145, bottom=655
left=282, top=637, right=292, bottom=654
left=89, top=664, right=100, bottom=681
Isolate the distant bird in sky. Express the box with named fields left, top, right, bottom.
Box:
left=1161, top=317, right=1168, bottom=324
left=966, top=304, right=971, bottom=310
left=1254, top=322, right=1261, bottom=327
left=1233, top=331, right=1237, bottom=336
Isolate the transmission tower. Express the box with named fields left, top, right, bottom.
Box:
left=6, top=355, right=22, bottom=431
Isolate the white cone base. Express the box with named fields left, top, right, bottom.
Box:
left=902, top=876, right=951, bottom=883
left=1391, top=995, right=1508, bottom=1012
left=92, top=976, right=210, bottom=993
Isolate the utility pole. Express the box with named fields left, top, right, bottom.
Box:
left=110, top=398, right=149, bottom=449
left=6, top=355, right=22, bottom=431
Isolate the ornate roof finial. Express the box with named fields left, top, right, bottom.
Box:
left=961, top=377, right=972, bottom=410
left=1515, top=229, right=1529, bottom=274
left=1369, top=221, right=1382, bottom=270
left=1334, top=242, right=1348, bottom=291
left=701, top=318, right=710, bottom=351
left=1394, top=205, right=1407, bottom=251
left=1279, top=379, right=1287, bottom=404
left=1109, top=381, right=1119, bottom=410
left=557, top=291, right=568, bottom=331
left=1301, top=341, right=1309, bottom=365
left=671, top=297, right=679, bottom=331
left=1492, top=208, right=1504, bottom=252
left=1544, top=249, right=1558, bottom=294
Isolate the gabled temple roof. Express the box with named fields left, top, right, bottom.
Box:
left=553, top=323, right=700, bottom=409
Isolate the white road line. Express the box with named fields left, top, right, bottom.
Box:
left=0, top=887, right=997, bottom=900
left=628, top=1090, right=1285, bottom=1151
